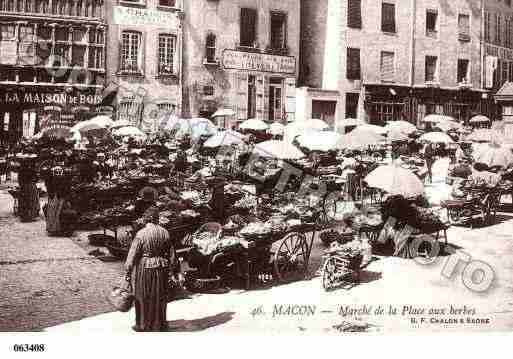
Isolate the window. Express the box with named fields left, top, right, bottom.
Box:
left=0, top=24, right=16, bottom=40
left=203, top=85, right=214, bottom=96
left=426, top=10, right=438, bottom=36
left=248, top=75, right=256, bottom=119
left=25, top=0, right=34, bottom=12
left=380, top=51, right=395, bottom=82
left=158, top=34, right=176, bottom=75
left=159, top=0, right=176, bottom=7
left=347, top=0, right=362, bottom=29
left=240, top=8, right=257, bottom=47
left=270, top=11, right=287, bottom=50
left=496, top=14, right=502, bottom=45
left=485, top=12, right=491, bottom=42
left=457, top=59, right=470, bottom=83
left=345, top=93, right=359, bottom=119
left=425, top=56, right=438, bottom=82
left=120, top=31, right=142, bottom=73
left=458, top=14, right=470, bottom=42
left=205, top=33, right=216, bottom=63
left=346, top=47, right=361, bottom=80
left=381, top=3, right=396, bottom=33
left=75, top=0, right=82, bottom=16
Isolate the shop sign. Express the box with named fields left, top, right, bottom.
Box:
left=112, top=5, right=180, bottom=28
left=485, top=44, right=513, bottom=61
left=0, top=91, right=102, bottom=106
left=222, top=50, right=296, bottom=75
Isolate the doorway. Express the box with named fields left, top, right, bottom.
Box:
left=269, top=77, right=283, bottom=122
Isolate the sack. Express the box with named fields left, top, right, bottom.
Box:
left=108, top=281, right=134, bottom=312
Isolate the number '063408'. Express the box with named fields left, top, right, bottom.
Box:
left=13, top=344, right=45, bottom=352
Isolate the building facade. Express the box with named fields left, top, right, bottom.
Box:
left=181, top=0, right=300, bottom=128
left=299, top=0, right=493, bottom=128
left=0, top=0, right=106, bottom=143
left=105, top=0, right=183, bottom=129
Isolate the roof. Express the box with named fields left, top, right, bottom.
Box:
left=495, top=82, right=513, bottom=102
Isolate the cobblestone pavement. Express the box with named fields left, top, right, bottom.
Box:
left=0, top=185, right=125, bottom=331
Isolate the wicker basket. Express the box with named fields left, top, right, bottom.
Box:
left=184, top=272, right=221, bottom=293
left=88, top=233, right=114, bottom=247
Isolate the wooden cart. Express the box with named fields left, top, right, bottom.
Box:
left=322, top=248, right=363, bottom=291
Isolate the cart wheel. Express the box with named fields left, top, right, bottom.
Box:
left=322, top=194, right=338, bottom=221
left=322, top=257, right=337, bottom=290
left=273, top=232, right=309, bottom=282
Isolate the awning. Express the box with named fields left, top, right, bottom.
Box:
left=495, top=82, right=513, bottom=102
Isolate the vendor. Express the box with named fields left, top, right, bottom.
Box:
left=135, top=187, right=158, bottom=220
left=44, top=166, right=77, bottom=236
left=17, top=155, right=40, bottom=222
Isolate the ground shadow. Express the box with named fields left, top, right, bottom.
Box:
left=165, top=311, right=235, bottom=332
left=357, top=270, right=382, bottom=284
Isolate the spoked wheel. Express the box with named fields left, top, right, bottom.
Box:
left=273, top=232, right=309, bottom=283
left=447, top=208, right=461, bottom=223
left=322, top=257, right=337, bottom=290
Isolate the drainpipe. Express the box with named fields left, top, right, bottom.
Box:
left=409, top=0, right=417, bottom=124
left=480, top=0, right=485, bottom=90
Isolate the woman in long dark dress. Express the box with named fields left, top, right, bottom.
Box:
left=125, top=208, right=182, bottom=332
left=18, top=156, right=40, bottom=222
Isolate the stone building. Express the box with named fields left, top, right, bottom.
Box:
left=298, top=0, right=493, bottom=128
left=0, top=0, right=106, bottom=143
left=104, top=0, right=183, bottom=129
left=181, top=0, right=301, bottom=128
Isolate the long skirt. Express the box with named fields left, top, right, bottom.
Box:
left=131, top=265, right=169, bottom=331
left=19, top=182, right=39, bottom=222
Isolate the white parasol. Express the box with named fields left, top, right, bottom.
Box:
left=239, top=118, right=270, bottom=131
left=175, top=118, right=218, bottom=138
left=473, top=143, right=513, bottom=168
left=356, top=124, right=388, bottom=135
left=365, top=164, right=425, bottom=197
left=422, top=114, right=455, bottom=123
left=385, top=120, right=417, bottom=134
left=110, top=119, right=132, bottom=129
left=469, top=115, right=491, bottom=124
left=336, top=129, right=385, bottom=150
left=212, top=108, right=236, bottom=117
left=268, top=122, right=285, bottom=136
left=466, top=128, right=505, bottom=143
left=296, top=131, right=342, bottom=152
left=203, top=130, right=247, bottom=148
left=418, top=131, right=455, bottom=144
left=252, top=140, right=305, bottom=160
left=113, top=126, right=147, bottom=139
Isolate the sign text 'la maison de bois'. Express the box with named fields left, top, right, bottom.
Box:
left=1, top=92, right=103, bottom=105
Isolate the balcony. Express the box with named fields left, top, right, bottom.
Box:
left=264, top=46, right=289, bottom=56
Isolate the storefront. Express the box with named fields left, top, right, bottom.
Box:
left=0, top=86, right=102, bottom=144
left=217, top=49, right=297, bottom=128
left=295, top=87, right=340, bottom=129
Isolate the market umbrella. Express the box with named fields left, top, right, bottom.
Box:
left=113, top=126, right=147, bottom=139
left=203, top=130, right=247, bottom=148
left=239, top=118, right=269, bottom=131
left=284, top=119, right=329, bottom=143
left=473, top=143, right=513, bottom=168
left=296, top=131, right=342, bottom=152
left=418, top=131, right=455, bottom=144
left=341, top=118, right=365, bottom=127
left=175, top=118, right=218, bottom=138
left=336, top=129, right=385, bottom=150
left=212, top=108, right=236, bottom=129
left=385, top=120, right=417, bottom=134
left=253, top=140, right=305, bottom=160
left=365, top=164, right=425, bottom=197
left=434, top=120, right=463, bottom=132
left=466, top=128, right=505, bottom=143
left=469, top=115, right=491, bottom=124
left=110, top=119, right=131, bottom=129
left=356, top=124, right=388, bottom=135
left=88, top=115, right=114, bottom=128
left=422, top=114, right=455, bottom=123
left=268, top=122, right=285, bottom=136
left=387, top=129, right=409, bottom=142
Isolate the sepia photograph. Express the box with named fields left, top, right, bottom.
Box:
left=0, top=0, right=512, bottom=349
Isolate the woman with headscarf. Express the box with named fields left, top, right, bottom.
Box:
left=124, top=208, right=183, bottom=332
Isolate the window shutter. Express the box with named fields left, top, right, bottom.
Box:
left=381, top=3, right=396, bottom=33
left=240, top=8, right=257, bottom=46
left=346, top=48, right=361, bottom=80
left=255, top=75, right=265, bottom=121
left=235, top=72, right=248, bottom=121
left=284, top=77, right=296, bottom=122
left=380, top=51, right=394, bottom=82
left=347, top=0, right=362, bottom=29
left=458, top=14, right=470, bottom=41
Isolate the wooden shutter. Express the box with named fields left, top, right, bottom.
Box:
left=346, top=48, right=360, bottom=80
left=235, top=72, right=248, bottom=121
left=263, top=76, right=270, bottom=121
left=458, top=14, right=470, bottom=41
left=347, top=0, right=362, bottom=29
left=255, top=75, right=265, bottom=120
left=380, top=51, right=394, bottom=82
left=284, top=77, right=296, bottom=122
left=240, top=8, right=256, bottom=46
left=381, top=3, right=396, bottom=33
